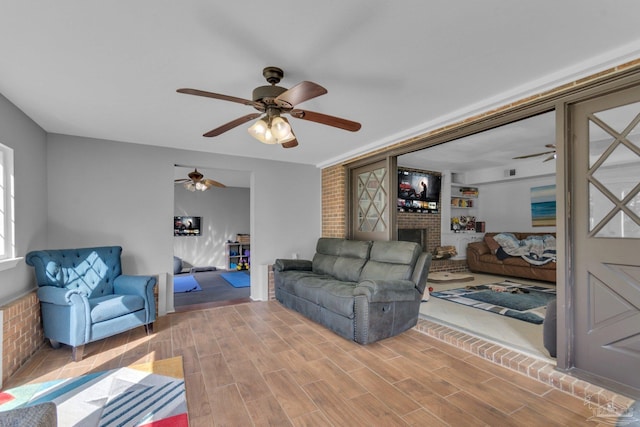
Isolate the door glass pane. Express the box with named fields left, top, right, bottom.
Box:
left=589, top=183, right=616, bottom=232
left=593, top=102, right=640, bottom=134
left=588, top=103, right=640, bottom=238
left=356, top=167, right=388, bottom=233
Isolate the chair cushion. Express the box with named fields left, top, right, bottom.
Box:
left=90, top=294, right=145, bottom=323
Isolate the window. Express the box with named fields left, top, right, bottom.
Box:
left=0, top=142, right=18, bottom=270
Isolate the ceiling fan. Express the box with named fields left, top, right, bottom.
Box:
left=177, top=66, right=361, bottom=149
left=175, top=168, right=226, bottom=192
left=513, top=144, right=557, bottom=162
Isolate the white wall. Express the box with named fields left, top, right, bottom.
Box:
left=173, top=185, right=250, bottom=270
left=0, top=94, right=47, bottom=304
left=478, top=176, right=557, bottom=233
left=46, top=133, right=321, bottom=304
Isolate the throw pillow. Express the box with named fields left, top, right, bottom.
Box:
left=484, top=235, right=501, bottom=254
left=495, top=247, right=512, bottom=260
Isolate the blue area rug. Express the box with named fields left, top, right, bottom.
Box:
left=221, top=271, right=250, bottom=288
left=429, top=280, right=556, bottom=324
left=173, top=275, right=202, bottom=293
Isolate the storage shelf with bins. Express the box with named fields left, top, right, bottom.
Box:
left=225, top=242, right=250, bottom=271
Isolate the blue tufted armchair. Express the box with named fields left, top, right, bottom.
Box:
left=25, top=246, right=156, bottom=361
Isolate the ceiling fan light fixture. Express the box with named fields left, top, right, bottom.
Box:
left=271, top=116, right=291, bottom=139
left=248, top=116, right=294, bottom=145
left=183, top=180, right=208, bottom=192
left=248, top=118, right=273, bottom=144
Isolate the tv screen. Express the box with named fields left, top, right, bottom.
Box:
left=174, top=216, right=201, bottom=236
left=397, top=169, right=441, bottom=213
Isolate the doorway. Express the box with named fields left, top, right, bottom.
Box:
left=397, top=111, right=558, bottom=360
left=173, top=165, right=251, bottom=311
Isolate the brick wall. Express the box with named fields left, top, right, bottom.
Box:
left=268, top=265, right=275, bottom=301
left=429, top=258, right=469, bottom=273
left=322, top=165, right=347, bottom=238
left=397, top=212, right=441, bottom=254
left=1, top=291, right=44, bottom=385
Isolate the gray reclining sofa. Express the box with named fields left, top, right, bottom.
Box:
left=274, top=238, right=432, bottom=344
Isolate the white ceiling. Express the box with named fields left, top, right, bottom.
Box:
left=2, top=1, right=640, bottom=168
left=398, top=112, right=556, bottom=172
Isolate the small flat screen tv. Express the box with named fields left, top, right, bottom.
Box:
left=174, top=216, right=201, bottom=236
left=397, top=168, right=441, bottom=213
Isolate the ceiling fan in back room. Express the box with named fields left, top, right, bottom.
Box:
left=513, top=144, right=557, bottom=162
left=174, top=168, right=225, bottom=192
left=177, top=66, right=361, bottom=149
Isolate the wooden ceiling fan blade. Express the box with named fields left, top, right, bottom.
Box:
left=203, top=113, right=262, bottom=137
left=275, top=81, right=327, bottom=108
left=512, top=150, right=555, bottom=160
left=174, top=179, right=189, bottom=184
left=290, top=109, right=361, bottom=132
left=177, top=88, right=262, bottom=109
left=543, top=153, right=557, bottom=162
left=203, top=178, right=226, bottom=188
left=281, top=138, right=299, bottom=149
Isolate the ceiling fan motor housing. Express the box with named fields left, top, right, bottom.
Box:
left=252, top=85, right=289, bottom=108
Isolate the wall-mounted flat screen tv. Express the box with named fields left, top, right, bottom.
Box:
left=174, top=216, right=201, bottom=236
left=397, top=168, right=441, bottom=213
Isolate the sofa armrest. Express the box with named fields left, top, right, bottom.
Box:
left=37, top=286, right=91, bottom=344
left=114, top=275, right=157, bottom=323
left=37, top=285, right=88, bottom=306
left=114, top=274, right=156, bottom=297
left=354, top=279, right=418, bottom=302
left=274, top=259, right=313, bottom=272
left=467, top=241, right=490, bottom=256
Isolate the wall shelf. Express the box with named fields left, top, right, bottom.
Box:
left=225, top=242, right=250, bottom=271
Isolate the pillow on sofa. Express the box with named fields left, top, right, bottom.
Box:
left=495, top=247, right=512, bottom=260
left=484, top=235, right=501, bottom=254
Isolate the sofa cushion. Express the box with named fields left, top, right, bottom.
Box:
left=277, top=270, right=321, bottom=294
left=90, top=294, right=145, bottom=323
left=318, top=281, right=357, bottom=318
left=293, top=275, right=337, bottom=304
left=359, top=241, right=420, bottom=281
left=312, top=238, right=371, bottom=282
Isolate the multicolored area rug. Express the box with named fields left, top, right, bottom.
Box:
left=0, top=356, right=188, bottom=426
left=429, top=280, right=556, bottom=324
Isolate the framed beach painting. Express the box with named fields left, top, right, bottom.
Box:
left=530, top=185, right=556, bottom=227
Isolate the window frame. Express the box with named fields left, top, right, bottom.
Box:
left=0, top=142, right=19, bottom=271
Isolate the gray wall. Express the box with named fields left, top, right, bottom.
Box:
left=173, top=185, right=250, bottom=270
left=0, top=89, right=321, bottom=307
left=45, top=133, right=321, bottom=302
left=0, top=94, right=48, bottom=304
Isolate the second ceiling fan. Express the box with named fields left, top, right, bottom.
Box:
left=177, top=66, right=361, bottom=149
left=513, top=144, right=557, bottom=162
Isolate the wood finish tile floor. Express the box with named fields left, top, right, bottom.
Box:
left=4, top=301, right=623, bottom=426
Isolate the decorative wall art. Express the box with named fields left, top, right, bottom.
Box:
left=530, top=185, right=556, bottom=227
